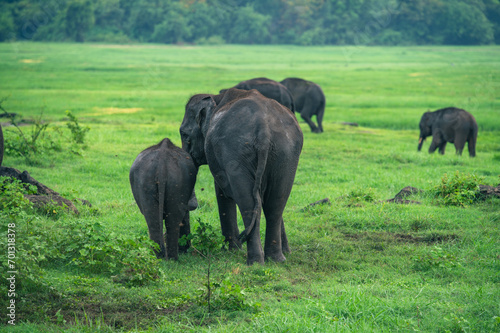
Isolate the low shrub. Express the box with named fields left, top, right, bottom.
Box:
left=433, top=171, right=484, bottom=207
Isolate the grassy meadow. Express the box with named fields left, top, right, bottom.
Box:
left=0, top=42, right=499, bottom=332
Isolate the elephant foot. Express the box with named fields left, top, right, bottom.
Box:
left=312, top=128, right=322, bottom=134
left=246, top=248, right=265, bottom=265
left=247, top=255, right=265, bottom=266
left=265, top=252, right=286, bottom=263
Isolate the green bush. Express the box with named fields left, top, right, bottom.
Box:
left=0, top=176, right=36, bottom=213
left=433, top=171, right=484, bottom=207
left=413, top=246, right=462, bottom=271
left=66, top=110, right=90, bottom=145
left=343, top=187, right=377, bottom=206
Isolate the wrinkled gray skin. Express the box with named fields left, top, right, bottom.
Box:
left=280, top=78, right=325, bottom=133
left=418, top=107, right=478, bottom=157
left=223, top=77, right=295, bottom=112
left=130, top=138, right=198, bottom=260
left=180, top=88, right=303, bottom=265
left=0, top=124, right=3, bottom=167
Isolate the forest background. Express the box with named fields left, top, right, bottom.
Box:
left=1, top=0, right=500, bottom=46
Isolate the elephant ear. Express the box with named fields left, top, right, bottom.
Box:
left=195, top=96, right=216, bottom=131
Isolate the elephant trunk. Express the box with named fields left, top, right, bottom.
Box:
left=418, top=136, right=424, bottom=151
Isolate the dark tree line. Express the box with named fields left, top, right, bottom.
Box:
left=1, top=0, right=499, bottom=45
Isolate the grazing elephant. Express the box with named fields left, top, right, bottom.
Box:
left=0, top=124, right=3, bottom=167
left=280, top=78, right=325, bottom=133
left=130, top=138, right=198, bottom=260
left=180, top=88, right=303, bottom=265
left=223, top=77, right=295, bottom=112
left=418, top=107, right=478, bottom=157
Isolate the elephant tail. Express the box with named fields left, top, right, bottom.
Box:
left=156, top=161, right=167, bottom=258
left=238, top=148, right=267, bottom=243
left=468, top=121, right=478, bottom=157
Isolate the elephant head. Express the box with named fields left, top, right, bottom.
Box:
left=418, top=111, right=435, bottom=151
left=180, top=94, right=216, bottom=167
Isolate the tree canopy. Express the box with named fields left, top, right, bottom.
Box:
left=1, top=0, right=499, bottom=45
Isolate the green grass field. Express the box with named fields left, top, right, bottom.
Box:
left=0, top=42, right=499, bottom=332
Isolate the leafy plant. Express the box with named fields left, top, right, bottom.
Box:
left=66, top=110, right=90, bottom=145
left=180, top=219, right=255, bottom=313
left=343, top=187, right=376, bottom=206
left=413, top=246, right=462, bottom=271
left=1, top=102, right=59, bottom=161
left=0, top=176, right=36, bottom=213
left=67, top=220, right=161, bottom=285
left=433, top=171, right=484, bottom=207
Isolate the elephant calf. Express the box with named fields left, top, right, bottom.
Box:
left=418, top=107, right=478, bottom=157
left=130, top=138, right=198, bottom=260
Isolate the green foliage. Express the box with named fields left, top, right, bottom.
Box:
left=181, top=219, right=225, bottom=257
left=1, top=103, right=61, bottom=162
left=343, top=187, right=377, bottom=206
left=66, top=110, right=90, bottom=144
left=198, top=278, right=261, bottom=313
left=2, top=0, right=499, bottom=45
left=65, top=0, right=94, bottom=42
left=0, top=3, right=14, bottom=42
left=413, top=246, right=462, bottom=271
left=67, top=220, right=161, bottom=286
left=1, top=102, right=89, bottom=162
left=0, top=176, right=36, bottom=213
left=433, top=171, right=484, bottom=207
left=181, top=220, right=258, bottom=313
left=0, top=43, right=499, bottom=332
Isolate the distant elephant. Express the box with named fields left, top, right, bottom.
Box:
left=0, top=124, right=3, bottom=167
left=222, top=77, right=295, bottom=112
left=129, top=138, right=198, bottom=260
left=280, top=78, right=325, bottom=133
left=418, top=107, right=478, bottom=157
left=180, top=88, right=303, bottom=265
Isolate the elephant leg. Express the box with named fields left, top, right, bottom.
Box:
left=281, top=218, right=290, bottom=253
left=262, top=202, right=287, bottom=262
left=429, top=133, right=442, bottom=154
left=467, top=133, right=477, bottom=157
left=316, top=108, right=325, bottom=133
left=215, top=183, right=241, bottom=250
left=228, top=183, right=264, bottom=265
left=262, top=178, right=294, bottom=262
left=164, top=202, right=185, bottom=260
left=178, top=211, right=191, bottom=253
left=438, top=141, right=447, bottom=155
left=301, top=112, right=320, bottom=133
left=454, top=132, right=467, bottom=156
left=142, top=205, right=166, bottom=259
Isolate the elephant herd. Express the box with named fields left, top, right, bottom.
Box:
left=129, top=77, right=479, bottom=265
left=130, top=77, right=305, bottom=265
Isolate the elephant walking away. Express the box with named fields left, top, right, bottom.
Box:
left=418, top=107, right=478, bottom=157
left=223, top=77, right=295, bottom=112
left=280, top=78, right=325, bottom=133
left=130, top=138, right=198, bottom=260
left=180, top=88, right=303, bottom=265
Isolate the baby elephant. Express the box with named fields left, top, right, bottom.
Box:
left=418, top=107, right=478, bottom=157
left=130, top=138, right=198, bottom=260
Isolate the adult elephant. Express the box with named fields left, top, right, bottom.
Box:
left=223, top=77, right=295, bottom=112
left=180, top=88, right=303, bottom=265
left=280, top=78, right=325, bottom=133
left=418, top=107, right=478, bottom=157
